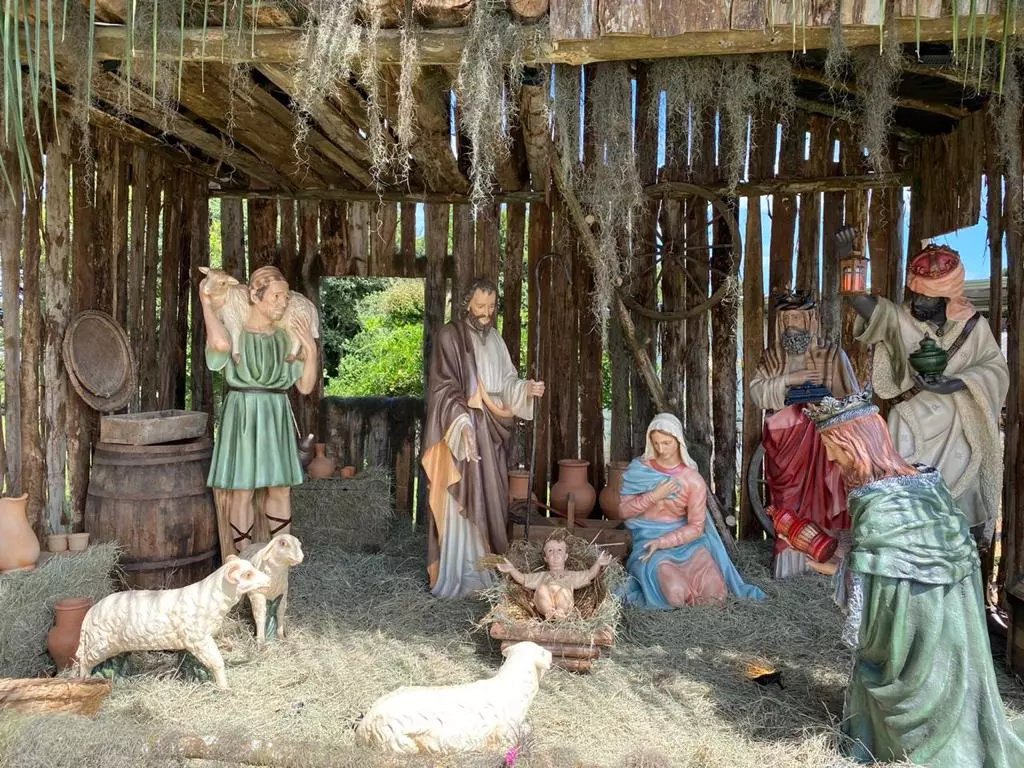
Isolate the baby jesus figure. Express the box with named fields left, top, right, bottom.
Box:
left=496, top=534, right=613, bottom=621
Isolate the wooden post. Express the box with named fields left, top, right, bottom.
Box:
left=548, top=199, right=578, bottom=472
left=190, top=178, right=213, bottom=417
left=504, top=202, right=528, bottom=469
left=740, top=189, right=765, bottom=539
left=43, top=129, right=73, bottom=535
left=768, top=113, right=801, bottom=345
left=128, top=147, right=148, bottom=411
left=423, top=203, right=449, bottom=395
left=247, top=198, right=278, bottom=271
left=292, top=200, right=322, bottom=442
left=0, top=149, right=23, bottom=495
left=158, top=170, right=183, bottom=410
left=112, top=140, right=130, bottom=326
left=577, top=237, right=605, bottom=497
left=221, top=198, right=246, bottom=281
left=279, top=200, right=298, bottom=284
left=452, top=204, right=475, bottom=301
left=795, top=114, right=826, bottom=300
left=22, top=134, right=46, bottom=534
left=140, top=156, right=163, bottom=411
left=820, top=122, right=844, bottom=344
left=370, top=201, right=398, bottom=277
left=67, top=140, right=95, bottom=526
left=319, top=201, right=347, bottom=275
left=175, top=181, right=195, bottom=409
left=94, top=131, right=116, bottom=316
left=527, top=200, right=552, bottom=500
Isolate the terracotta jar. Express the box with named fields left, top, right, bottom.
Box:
left=598, top=461, right=631, bottom=521
left=0, top=494, right=39, bottom=572
left=550, top=460, right=597, bottom=519
left=338, top=465, right=357, bottom=479
left=308, top=444, right=336, bottom=480
left=47, top=597, right=93, bottom=671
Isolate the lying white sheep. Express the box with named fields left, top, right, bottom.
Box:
left=238, top=534, right=304, bottom=649
left=197, top=266, right=320, bottom=364
left=76, top=557, right=270, bottom=690
left=355, top=641, right=553, bottom=755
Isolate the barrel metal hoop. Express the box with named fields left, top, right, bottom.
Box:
left=86, top=489, right=212, bottom=502
left=120, top=549, right=218, bottom=573
left=91, top=454, right=211, bottom=468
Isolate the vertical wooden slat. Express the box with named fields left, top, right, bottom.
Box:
left=371, top=201, right=398, bottom=276
left=347, top=201, right=371, bottom=276
left=190, top=179, right=212, bottom=418
left=292, top=200, right=322, bottom=443
left=423, top=203, right=449, bottom=395
left=94, top=132, right=115, bottom=315
left=659, top=60, right=686, bottom=417
left=504, top=203, right=527, bottom=469
left=740, top=187, right=765, bottom=539
left=475, top=203, right=500, bottom=283
left=247, top=198, right=278, bottom=271
left=128, top=148, right=148, bottom=411
left=279, top=199, right=298, bottom=284
left=632, top=63, right=658, bottom=453
left=67, top=142, right=95, bottom=524
left=401, top=202, right=417, bottom=271
left=820, top=124, right=844, bottom=344
left=768, top=115, right=801, bottom=345
left=0, top=148, right=23, bottom=495
left=175, top=182, right=195, bottom=409
left=21, top=133, right=46, bottom=534
left=158, top=170, right=183, bottom=410
left=319, top=201, right=348, bottom=276
left=112, top=140, right=130, bottom=326
left=549, top=199, right=576, bottom=473
left=453, top=204, right=475, bottom=300
left=221, top=198, right=246, bottom=281
left=527, top=201, right=552, bottom=500
left=576, top=229, right=605, bottom=498
left=42, top=129, right=73, bottom=535
left=140, top=156, right=163, bottom=411
left=796, top=114, right=827, bottom=299
left=841, top=125, right=871, bottom=382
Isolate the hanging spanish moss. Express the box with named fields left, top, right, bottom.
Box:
left=852, top=24, right=901, bottom=174
left=649, top=58, right=719, bottom=168
left=292, top=0, right=362, bottom=161
left=112, top=2, right=179, bottom=134
left=720, top=57, right=757, bottom=195
left=755, top=54, right=797, bottom=127
left=553, top=64, right=582, bottom=185
left=580, top=61, right=643, bottom=324
left=824, top=0, right=850, bottom=90
left=394, top=20, right=421, bottom=184
left=226, top=62, right=255, bottom=145
left=456, top=0, right=526, bottom=211
left=358, top=3, right=391, bottom=188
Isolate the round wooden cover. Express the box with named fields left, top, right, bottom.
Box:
left=63, top=311, right=136, bottom=413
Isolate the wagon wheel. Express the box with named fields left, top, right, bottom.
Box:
left=746, top=443, right=776, bottom=538
left=617, top=183, right=741, bottom=322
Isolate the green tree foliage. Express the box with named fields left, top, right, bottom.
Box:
left=319, top=277, right=390, bottom=380
left=326, top=279, right=425, bottom=397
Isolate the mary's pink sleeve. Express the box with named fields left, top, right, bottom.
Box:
left=619, top=491, right=657, bottom=519
left=653, top=472, right=708, bottom=548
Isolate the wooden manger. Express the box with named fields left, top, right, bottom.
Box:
left=508, top=497, right=633, bottom=563
left=489, top=621, right=614, bottom=674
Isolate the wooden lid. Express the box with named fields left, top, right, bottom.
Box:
left=62, top=311, right=136, bottom=413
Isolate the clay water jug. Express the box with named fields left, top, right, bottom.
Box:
left=47, top=597, right=93, bottom=671
left=550, top=460, right=597, bottom=518
left=0, top=494, right=39, bottom=572
left=599, top=461, right=630, bottom=521
left=307, top=444, right=336, bottom=480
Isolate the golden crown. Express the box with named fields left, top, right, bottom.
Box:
left=804, top=389, right=878, bottom=431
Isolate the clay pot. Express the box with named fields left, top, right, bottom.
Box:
left=47, top=534, right=69, bottom=553
left=598, top=461, right=630, bottom=521
left=338, top=465, right=357, bottom=479
left=550, top=460, right=597, bottom=519
left=67, top=533, right=90, bottom=552
left=0, top=494, right=40, bottom=572
left=47, top=597, right=93, bottom=671
left=308, top=444, right=336, bottom=480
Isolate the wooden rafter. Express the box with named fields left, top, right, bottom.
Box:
left=88, top=16, right=1008, bottom=66
left=792, top=67, right=971, bottom=120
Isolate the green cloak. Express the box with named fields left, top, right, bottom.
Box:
left=842, top=467, right=1024, bottom=766
left=207, top=328, right=304, bottom=490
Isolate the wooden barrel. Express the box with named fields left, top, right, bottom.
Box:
left=84, top=438, right=218, bottom=590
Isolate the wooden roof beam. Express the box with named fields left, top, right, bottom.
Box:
left=90, top=16, right=1007, bottom=66
left=792, top=67, right=971, bottom=120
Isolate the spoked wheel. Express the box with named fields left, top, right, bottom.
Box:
left=746, top=443, right=776, bottom=537
left=617, top=183, right=741, bottom=322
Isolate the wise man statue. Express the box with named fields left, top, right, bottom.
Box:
left=749, top=293, right=860, bottom=578
left=421, top=277, right=545, bottom=598
left=201, top=265, right=319, bottom=554
left=847, top=238, right=1008, bottom=544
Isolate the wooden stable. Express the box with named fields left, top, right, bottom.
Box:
left=4, top=1, right=1024, bottom=673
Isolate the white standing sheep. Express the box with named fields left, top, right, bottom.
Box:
left=76, top=557, right=270, bottom=690
left=237, top=534, right=304, bottom=649
left=197, top=266, right=320, bottom=364
left=355, top=641, right=553, bottom=755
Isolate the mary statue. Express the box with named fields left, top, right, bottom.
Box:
left=619, top=413, right=766, bottom=608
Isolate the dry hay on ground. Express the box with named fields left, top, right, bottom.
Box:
left=290, top=466, right=395, bottom=552
left=2, top=529, right=1022, bottom=768
left=0, top=544, right=120, bottom=678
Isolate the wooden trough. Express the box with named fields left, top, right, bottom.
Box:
left=489, top=621, right=615, bottom=674
left=507, top=497, right=632, bottom=563
left=0, top=678, right=112, bottom=717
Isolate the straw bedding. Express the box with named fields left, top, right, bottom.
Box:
left=289, top=467, right=395, bottom=552
left=1, top=528, right=1021, bottom=768
left=0, top=544, right=120, bottom=678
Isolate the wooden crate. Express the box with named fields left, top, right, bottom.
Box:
left=100, top=409, right=208, bottom=445
left=489, top=621, right=613, bottom=674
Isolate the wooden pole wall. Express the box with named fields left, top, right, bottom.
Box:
left=1, top=149, right=23, bottom=496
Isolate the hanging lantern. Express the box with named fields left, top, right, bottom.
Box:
left=839, top=250, right=869, bottom=295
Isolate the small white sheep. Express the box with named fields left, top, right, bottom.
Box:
left=76, top=557, right=270, bottom=690
left=197, top=266, right=320, bottom=364
left=355, top=641, right=553, bottom=755
left=238, top=534, right=304, bottom=649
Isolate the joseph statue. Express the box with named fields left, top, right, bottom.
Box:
left=421, top=278, right=545, bottom=598
left=847, top=240, right=1008, bottom=543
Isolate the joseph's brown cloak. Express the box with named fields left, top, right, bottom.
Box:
left=421, top=320, right=514, bottom=588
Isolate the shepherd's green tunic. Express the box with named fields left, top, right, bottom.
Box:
left=207, top=328, right=304, bottom=490
left=842, top=467, right=1024, bottom=766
